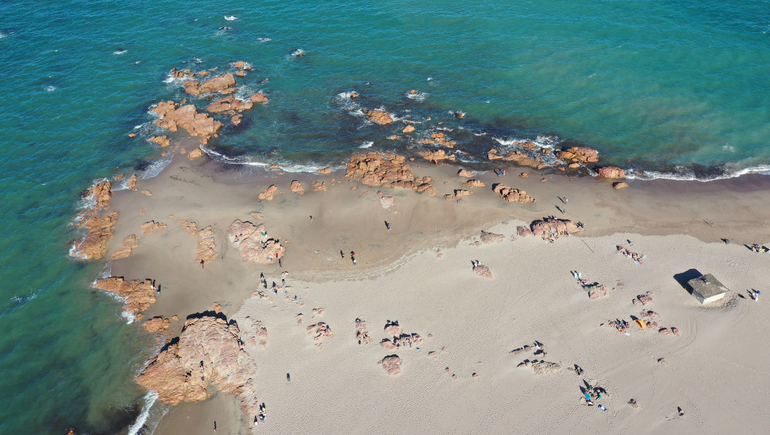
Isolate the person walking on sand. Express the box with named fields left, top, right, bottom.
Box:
left=351, top=251, right=357, bottom=265
left=200, top=259, right=205, bottom=269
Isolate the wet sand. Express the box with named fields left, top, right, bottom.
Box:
left=103, top=140, right=770, bottom=435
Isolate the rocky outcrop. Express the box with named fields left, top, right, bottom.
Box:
left=111, top=234, right=139, bottom=260
left=378, top=355, right=402, bottom=376
left=206, top=96, right=253, bottom=114
left=530, top=218, right=582, bottom=237
left=487, top=149, right=546, bottom=169
left=419, top=149, right=455, bottom=163
left=380, top=196, right=394, bottom=209
left=474, top=264, right=493, bottom=279
left=480, top=231, right=505, bottom=244
left=597, top=166, right=625, bottom=179
left=312, top=181, right=327, bottom=191
left=419, top=132, right=456, bottom=148
left=517, top=226, right=533, bottom=237
left=183, top=73, right=236, bottom=96
left=250, top=93, right=269, bottom=103
left=128, top=174, right=138, bottom=190
left=227, top=219, right=285, bottom=264
left=492, top=184, right=536, bottom=203
left=135, top=315, right=259, bottom=413
left=462, top=179, right=485, bottom=188
left=557, top=146, right=598, bottom=164
left=402, top=125, right=415, bottom=133
left=290, top=180, right=305, bottom=195
left=143, top=316, right=171, bottom=333
left=195, top=226, right=218, bottom=265
left=416, top=183, right=438, bottom=196
left=317, top=167, right=331, bottom=175
left=345, top=152, right=438, bottom=196
left=258, top=185, right=277, bottom=201
left=151, top=101, right=223, bottom=144
left=140, top=220, right=167, bottom=235
left=613, top=182, right=629, bottom=189
left=458, top=169, right=473, bottom=178
left=72, top=180, right=117, bottom=261
left=363, top=109, right=393, bottom=125
left=188, top=148, right=203, bottom=160
left=345, top=152, right=413, bottom=186
left=94, top=277, right=157, bottom=313
left=148, top=135, right=171, bottom=147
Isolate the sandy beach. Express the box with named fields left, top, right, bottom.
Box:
left=94, top=140, right=770, bottom=435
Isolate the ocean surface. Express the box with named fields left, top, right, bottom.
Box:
left=0, top=0, right=768, bottom=433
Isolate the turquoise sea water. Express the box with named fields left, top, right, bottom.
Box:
left=1, top=0, right=768, bottom=433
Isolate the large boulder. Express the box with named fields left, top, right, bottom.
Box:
left=135, top=315, right=259, bottom=413
left=597, top=166, right=626, bottom=179
left=363, top=109, right=393, bottom=125
left=492, top=184, right=536, bottom=203
left=378, top=355, right=402, bottom=376
left=530, top=218, right=582, bottom=237
left=199, top=73, right=236, bottom=94
left=206, top=96, right=253, bottom=114
left=228, top=220, right=285, bottom=264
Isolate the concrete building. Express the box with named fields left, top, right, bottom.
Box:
left=688, top=273, right=728, bottom=304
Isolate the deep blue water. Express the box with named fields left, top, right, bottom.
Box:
left=0, top=0, right=768, bottom=433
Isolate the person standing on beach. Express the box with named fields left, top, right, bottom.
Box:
left=351, top=251, right=357, bottom=265
left=200, top=259, right=204, bottom=269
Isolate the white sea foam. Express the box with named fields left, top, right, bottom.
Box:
left=406, top=91, right=428, bottom=101
left=291, top=49, right=305, bottom=57
left=0, top=32, right=8, bottom=39
left=224, top=15, right=238, bottom=21
left=113, top=49, right=127, bottom=55
left=626, top=164, right=770, bottom=182
left=121, top=310, right=135, bottom=324
left=126, top=391, right=159, bottom=435
left=46, top=86, right=57, bottom=92
left=201, top=146, right=342, bottom=173
left=139, top=155, right=174, bottom=179
left=359, top=141, right=373, bottom=149
left=9, top=290, right=39, bottom=308
left=258, top=37, right=271, bottom=43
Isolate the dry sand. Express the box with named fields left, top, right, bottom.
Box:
left=102, top=145, right=770, bottom=435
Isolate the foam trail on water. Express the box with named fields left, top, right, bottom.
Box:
left=224, top=15, right=238, bottom=21
left=127, top=391, right=159, bottom=435
left=359, top=141, right=373, bottom=149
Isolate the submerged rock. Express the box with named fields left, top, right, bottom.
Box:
left=135, top=315, right=259, bottom=413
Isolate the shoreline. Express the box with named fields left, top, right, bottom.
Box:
left=79, top=137, right=770, bottom=434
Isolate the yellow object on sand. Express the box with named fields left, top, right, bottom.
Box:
left=634, top=319, right=646, bottom=329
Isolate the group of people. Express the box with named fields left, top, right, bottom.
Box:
left=749, top=289, right=761, bottom=302
left=254, top=403, right=267, bottom=426
left=749, top=244, right=768, bottom=253
left=617, top=245, right=645, bottom=264
left=583, top=385, right=608, bottom=407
